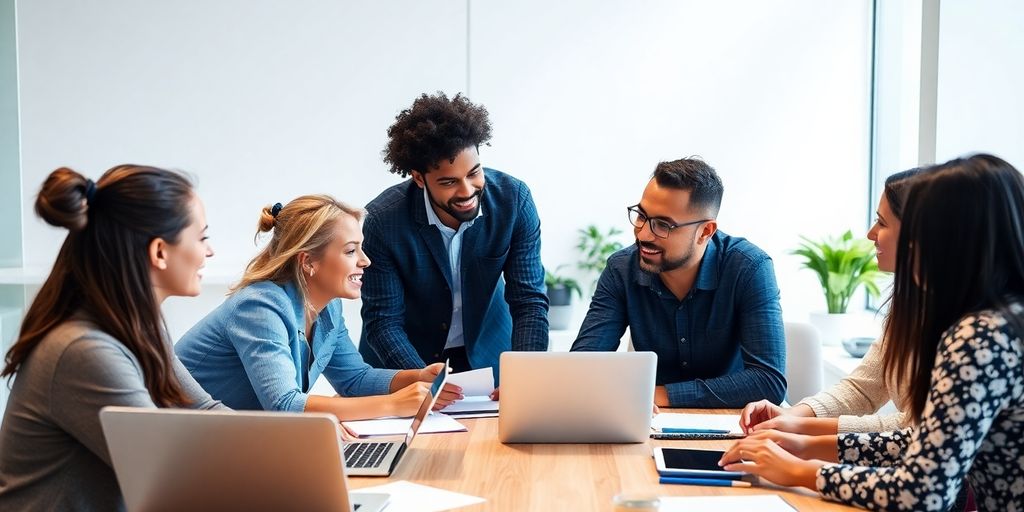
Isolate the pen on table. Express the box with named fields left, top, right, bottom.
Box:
left=658, top=477, right=751, bottom=488
left=658, top=428, right=732, bottom=434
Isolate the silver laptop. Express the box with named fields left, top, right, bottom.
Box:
left=99, top=407, right=389, bottom=512
left=344, top=359, right=449, bottom=476
left=499, top=351, right=657, bottom=443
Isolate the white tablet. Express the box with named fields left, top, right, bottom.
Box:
left=653, top=447, right=747, bottom=479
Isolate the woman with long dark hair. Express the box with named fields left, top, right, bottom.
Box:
left=738, top=168, right=923, bottom=436
left=0, top=165, right=224, bottom=510
left=720, top=154, right=1024, bottom=510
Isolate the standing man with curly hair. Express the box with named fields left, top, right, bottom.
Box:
left=359, top=92, right=549, bottom=393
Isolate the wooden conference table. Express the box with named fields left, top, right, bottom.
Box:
left=348, top=408, right=858, bottom=511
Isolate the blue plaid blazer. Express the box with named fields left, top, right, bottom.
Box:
left=358, top=169, right=549, bottom=379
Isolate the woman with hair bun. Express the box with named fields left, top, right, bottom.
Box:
left=0, top=165, right=223, bottom=511
left=176, top=195, right=462, bottom=420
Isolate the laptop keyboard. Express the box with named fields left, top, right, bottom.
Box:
left=344, top=442, right=394, bottom=469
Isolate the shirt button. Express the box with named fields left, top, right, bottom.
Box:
left=681, top=361, right=689, bottom=367
left=440, top=322, right=449, bottom=331
left=679, top=337, right=687, bottom=343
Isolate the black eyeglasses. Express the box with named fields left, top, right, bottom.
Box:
left=627, top=205, right=710, bottom=239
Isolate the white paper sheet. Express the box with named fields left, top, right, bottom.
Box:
left=650, top=413, right=744, bottom=434
left=447, top=367, right=495, bottom=396
left=342, top=413, right=467, bottom=437
left=441, top=396, right=499, bottom=416
left=658, top=494, right=795, bottom=511
left=350, top=480, right=485, bottom=512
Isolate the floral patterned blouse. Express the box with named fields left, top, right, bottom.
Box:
left=816, top=306, right=1024, bottom=511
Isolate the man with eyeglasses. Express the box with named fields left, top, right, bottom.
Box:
left=572, top=158, right=786, bottom=408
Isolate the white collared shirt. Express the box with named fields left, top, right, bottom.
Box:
left=423, top=186, right=484, bottom=350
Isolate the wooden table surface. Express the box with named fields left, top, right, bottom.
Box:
left=348, top=409, right=859, bottom=511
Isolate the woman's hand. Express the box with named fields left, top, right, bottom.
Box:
left=417, top=362, right=445, bottom=383
left=738, top=400, right=822, bottom=434
left=387, top=381, right=432, bottom=417
left=417, top=362, right=463, bottom=410
left=718, top=436, right=825, bottom=490
left=736, top=430, right=838, bottom=462
left=749, top=415, right=839, bottom=436
left=337, top=423, right=357, bottom=442
left=742, top=430, right=813, bottom=458
left=738, top=399, right=787, bottom=434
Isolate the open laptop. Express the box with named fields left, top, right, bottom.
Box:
left=99, top=407, right=389, bottom=512
left=499, top=351, right=657, bottom=443
left=344, top=359, right=449, bottom=476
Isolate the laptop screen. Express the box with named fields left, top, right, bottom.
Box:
left=404, top=359, right=449, bottom=446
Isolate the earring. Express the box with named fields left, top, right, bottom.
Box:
left=308, top=268, right=315, bottom=277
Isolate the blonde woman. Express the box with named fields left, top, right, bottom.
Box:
left=176, top=196, right=462, bottom=420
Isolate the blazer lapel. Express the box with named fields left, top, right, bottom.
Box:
left=459, top=220, right=484, bottom=345
left=413, top=189, right=454, bottom=288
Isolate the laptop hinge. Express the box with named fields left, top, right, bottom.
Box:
left=387, top=443, right=408, bottom=474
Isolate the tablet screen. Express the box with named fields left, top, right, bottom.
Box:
left=660, top=448, right=727, bottom=472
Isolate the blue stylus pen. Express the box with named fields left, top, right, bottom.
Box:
left=659, top=427, right=732, bottom=434
left=659, top=476, right=751, bottom=487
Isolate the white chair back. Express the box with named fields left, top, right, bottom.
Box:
left=784, top=322, right=823, bottom=403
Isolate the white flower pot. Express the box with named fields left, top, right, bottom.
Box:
left=809, top=312, right=857, bottom=346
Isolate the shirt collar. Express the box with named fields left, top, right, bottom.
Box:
left=422, top=185, right=483, bottom=233
left=281, top=279, right=336, bottom=334
left=693, top=232, right=720, bottom=291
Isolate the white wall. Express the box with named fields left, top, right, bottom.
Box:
left=13, top=0, right=874, bottom=341
left=935, top=0, right=1024, bottom=166
left=0, top=0, right=21, bottom=419
left=15, top=0, right=468, bottom=339
left=17, top=0, right=468, bottom=274
left=471, top=1, right=873, bottom=321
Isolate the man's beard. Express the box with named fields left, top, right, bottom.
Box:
left=636, top=239, right=693, bottom=273
left=425, top=181, right=485, bottom=222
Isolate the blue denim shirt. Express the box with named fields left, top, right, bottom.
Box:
left=572, top=231, right=786, bottom=407
left=175, top=280, right=399, bottom=412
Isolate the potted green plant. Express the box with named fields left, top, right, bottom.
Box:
left=576, top=225, right=624, bottom=294
left=545, top=266, right=582, bottom=330
left=791, top=230, right=886, bottom=345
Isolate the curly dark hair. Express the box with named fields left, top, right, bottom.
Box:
left=383, top=92, right=492, bottom=178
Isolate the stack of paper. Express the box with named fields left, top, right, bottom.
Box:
left=351, top=481, right=485, bottom=512
left=443, top=396, right=500, bottom=416
left=651, top=413, right=743, bottom=434
left=342, top=413, right=467, bottom=438
left=441, top=367, right=499, bottom=418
